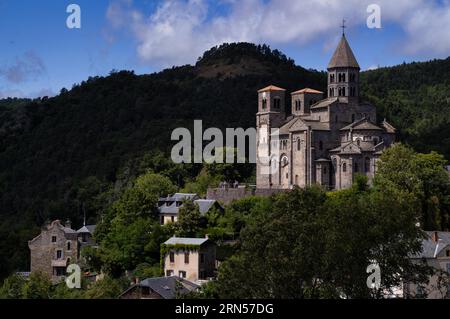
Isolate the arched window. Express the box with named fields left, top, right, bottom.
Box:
left=262, top=98, right=267, bottom=110
left=343, top=163, right=347, bottom=172
left=67, top=241, right=71, bottom=251
left=319, top=141, right=323, bottom=151
left=342, top=87, right=346, bottom=97
left=297, top=139, right=301, bottom=151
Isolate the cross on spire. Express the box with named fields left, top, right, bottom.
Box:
left=341, top=19, right=346, bottom=35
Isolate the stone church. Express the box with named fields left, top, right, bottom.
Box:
left=256, top=33, right=396, bottom=190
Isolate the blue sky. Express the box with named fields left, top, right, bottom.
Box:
left=1, top=0, right=450, bottom=98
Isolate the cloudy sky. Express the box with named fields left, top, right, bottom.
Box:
left=1, top=0, right=450, bottom=98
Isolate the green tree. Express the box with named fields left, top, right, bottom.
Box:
left=375, top=143, right=450, bottom=230
left=214, top=186, right=430, bottom=299
left=0, top=274, right=25, bottom=299
left=83, top=276, right=124, bottom=299
left=21, top=271, right=52, bottom=299
left=175, top=200, right=203, bottom=237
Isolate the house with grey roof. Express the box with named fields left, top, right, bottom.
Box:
left=118, top=276, right=199, bottom=299
left=162, top=236, right=216, bottom=284
left=158, top=193, right=223, bottom=225
left=405, top=231, right=450, bottom=299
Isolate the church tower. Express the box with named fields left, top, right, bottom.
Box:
left=256, top=85, right=286, bottom=188
left=327, top=29, right=360, bottom=105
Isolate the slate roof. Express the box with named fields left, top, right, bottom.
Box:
left=195, top=199, right=219, bottom=214
left=258, top=85, right=286, bottom=93
left=77, top=225, right=96, bottom=234
left=412, top=231, right=450, bottom=259
left=164, top=237, right=209, bottom=246
left=328, top=34, right=360, bottom=69
left=278, top=117, right=330, bottom=135
left=119, top=276, right=199, bottom=299
left=340, top=119, right=383, bottom=131
left=310, top=97, right=338, bottom=109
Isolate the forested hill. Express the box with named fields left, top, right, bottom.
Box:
left=0, top=42, right=449, bottom=278
left=360, top=57, right=450, bottom=156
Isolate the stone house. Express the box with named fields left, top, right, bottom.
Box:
left=28, top=219, right=96, bottom=282
left=162, top=237, right=216, bottom=284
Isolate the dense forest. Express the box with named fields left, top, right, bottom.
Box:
left=0, top=42, right=449, bottom=281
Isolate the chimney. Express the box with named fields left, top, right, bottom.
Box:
left=432, top=231, right=439, bottom=242
left=65, top=219, right=72, bottom=229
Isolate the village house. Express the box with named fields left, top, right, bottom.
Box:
left=158, top=193, right=222, bottom=225
left=405, top=231, right=450, bottom=299
left=28, top=219, right=96, bottom=282
left=118, top=276, right=199, bottom=299
left=162, top=237, right=216, bottom=284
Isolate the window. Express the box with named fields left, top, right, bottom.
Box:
left=166, top=270, right=174, bottom=277
left=342, top=87, right=346, bottom=97
left=357, top=139, right=361, bottom=146
left=56, top=250, right=62, bottom=259
left=82, top=233, right=87, bottom=243
left=351, top=114, right=355, bottom=122
left=67, top=241, right=71, bottom=251
left=295, top=100, right=301, bottom=111
left=350, top=73, right=356, bottom=82
left=54, top=267, right=65, bottom=276
left=169, top=252, right=175, bottom=263
left=200, top=253, right=205, bottom=264
left=343, top=163, right=347, bottom=172
left=447, top=251, right=450, bottom=257
left=184, top=252, right=189, bottom=264
left=373, top=138, right=378, bottom=146
left=179, top=271, right=186, bottom=279
left=273, top=98, right=281, bottom=109
left=262, top=98, right=267, bottom=110
left=350, top=87, right=356, bottom=97
left=297, top=139, right=301, bottom=151
left=365, top=158, right=371, bottom=173
left=330, top=74, right=335, bottom=83
left=171, top=216, right=175, bottom=223
left=319, top=141, right=323, bottom=151
left=200, top=271, right=206, bottom=280
left=52, top=236, right=57, bottom=243
left=286, top=173, right=289, bottom=179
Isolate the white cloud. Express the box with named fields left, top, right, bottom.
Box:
left=106, top=0, right=450, bottom=67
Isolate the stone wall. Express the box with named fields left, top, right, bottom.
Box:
left=206, top=187, right=287, bottom=205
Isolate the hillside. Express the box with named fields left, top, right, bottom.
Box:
left=0, top=42, right=449, bottom=279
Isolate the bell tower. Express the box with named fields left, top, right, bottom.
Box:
left=327, top=21, right=360, bottom=104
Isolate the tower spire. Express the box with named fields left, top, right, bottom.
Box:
left=341, top=19, right=346, bottom=36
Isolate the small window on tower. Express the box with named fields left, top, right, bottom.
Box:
left=343, top=163, right=347, bottom=172
left=262, top=98, right=267, bottom=110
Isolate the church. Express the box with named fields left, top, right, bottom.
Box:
left=256, top=32, right=396, bottom=190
